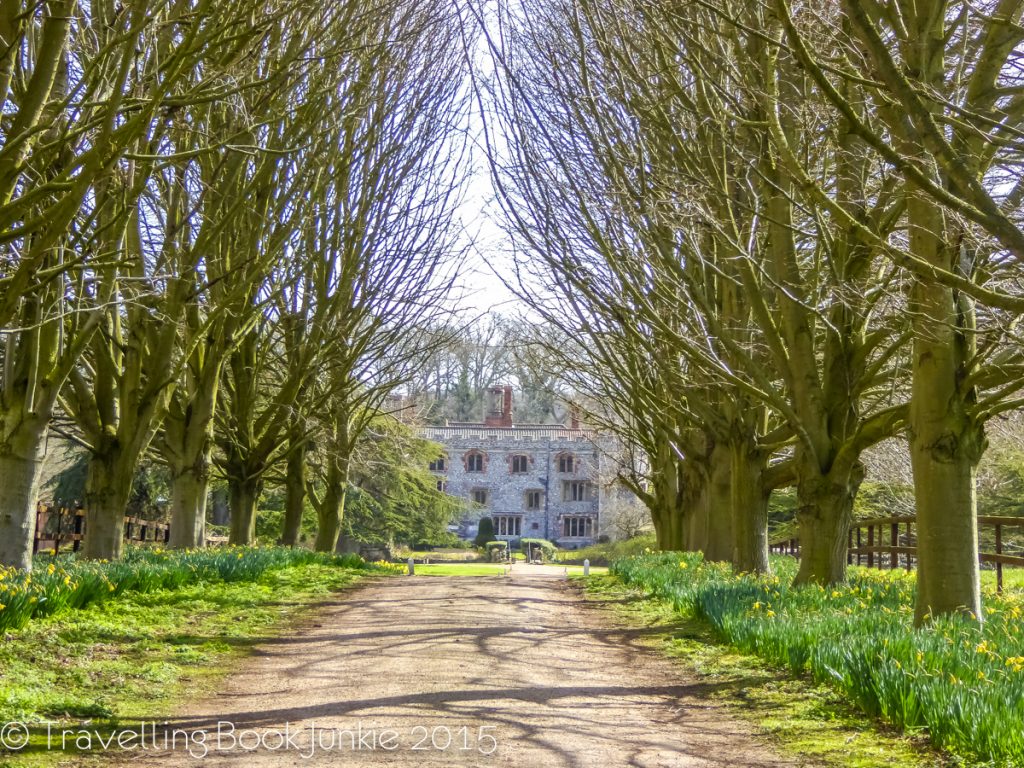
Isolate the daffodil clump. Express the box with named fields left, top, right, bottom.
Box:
left=612, top=552, right=1024, bottom=766
left=0, top=547, right=394, bottom=634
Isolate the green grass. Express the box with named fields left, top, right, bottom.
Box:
left=413, top=563, right=509, bottom=576
left=556, top=534, right=656, bottom=565
left=0, top=547, right=394, bottom=633
left=610, top=553, right=1024, bottom=767
left=0, top=560, right=380, bottom=767
left=581, top=575, right=943, bottom=768
left=411, top=563, right=609, bottom=577
left=981, top=566, right=1024, bottom=592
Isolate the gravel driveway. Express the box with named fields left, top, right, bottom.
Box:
left=109, top=569, right=806, bottom=767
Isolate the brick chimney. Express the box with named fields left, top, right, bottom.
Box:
left=569, top=405, right=580, bottom=430
left=484, top=385, right=514, bottom=427
left=502, top=386, right=513, bottom=427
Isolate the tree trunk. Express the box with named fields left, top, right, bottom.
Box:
left=314, top=464, right=346, bottom=553
left=730, top=441, right=770, bottom=574
left=657, top=456, right=686, bottom=550
left=168, top=463, right=208, bottom=549
left=210, top=487, right=229, bottom=526
left=686, top=469, right=709, bottom=554
left=281, top=437, right=306, bottom=546
left=314, top=491, right=345, bottom=553
left=793, top=459, right=861, bottom=585
left=906, top=187, right=983, bottom=624
left=82, top=452, right=133, bottom=560
left=704, top=439, right=733, bottom=562
left=0, top=421, right=47, bottom=570
left=908, top=273, right=983, bottom=623
left=650, top=501, right=668, bottom=550
left=228, top=475, right=262, bottom=545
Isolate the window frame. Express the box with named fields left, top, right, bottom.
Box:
left=557, top=453, right=575, bottom=474
left=562, top=516, right=594, bottom=538
left=563, top=480, right=589, bottom=502
left=493, top=515, right=523, bottom=537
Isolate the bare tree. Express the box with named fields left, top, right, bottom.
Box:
left=0, top=0, right=293, bottom=567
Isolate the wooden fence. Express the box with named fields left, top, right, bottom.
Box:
left=770, top=515, right=1024, bottom=592
left=32, top=503, right=226, bottom=553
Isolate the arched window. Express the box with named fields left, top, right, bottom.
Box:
left=465, top=450, right=486, bottom=473
left=429, top=455, right=448, bottom=472
left=557, top=452, right=575, bottom=473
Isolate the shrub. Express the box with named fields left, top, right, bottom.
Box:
left=474, top=517, right=495, bottom=548
left=485, top=541, right=508, bottom=562
left=520, top=538, right=556, bottom=561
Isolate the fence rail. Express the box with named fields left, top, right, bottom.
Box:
left=32, top=503, right=225, bottom=553
left=770, top=515, right=1024, bottom=592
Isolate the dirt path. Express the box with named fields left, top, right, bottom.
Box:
left=111, top=569, right=807, bottom=767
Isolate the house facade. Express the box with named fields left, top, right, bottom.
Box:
left=420, top=386, right=605, bottom=548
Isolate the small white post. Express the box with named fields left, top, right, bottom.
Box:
left=407, top=557, right=415, bottom=576
left=583, top=559, right=590, bottom=576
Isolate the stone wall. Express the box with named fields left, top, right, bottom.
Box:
left=423, top=426, right=601, bottom=547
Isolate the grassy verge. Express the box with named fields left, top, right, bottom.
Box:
left=579, top=574, right=945, bottom=768
left=607, top=553, right=1024, bottom=767
left=413, top=563, right=508, bottom=576
left=0, top=547, right=388, bottom=633
left=0, top=556, right=395, bottom=767
left=555, top=534, right=656, bottom=565
left=411, top=563, right=609, bottom=577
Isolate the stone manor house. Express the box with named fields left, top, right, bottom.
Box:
left=420, top=386, right=609, bottom=548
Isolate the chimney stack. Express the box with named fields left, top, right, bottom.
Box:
left=502, top=385, right=513, bottom=427
left=569, top=404, right=580, bottom=430
left=484, top=385, right=514, bottom=427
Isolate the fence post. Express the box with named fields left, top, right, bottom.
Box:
left=73, top=510, right=84, bottom=552
left=53, top=507, right=63, bottom=555
left=890, top=522, right=898, bottom=570
left=996, top=523, right=1003, bottom=594
left=867, top=525, right=875, bottom=568
left=905, top=522, right=913, bottom=571
left=847, top=529, right=853, bottom=565
left=33, top=504, right=44, bottom=554
left=856, top=526, right=862, bottom=566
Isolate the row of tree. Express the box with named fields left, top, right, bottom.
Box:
left=483, top=0, right=1024, bottom=624
left=0, top=0, right=469, bottom=569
